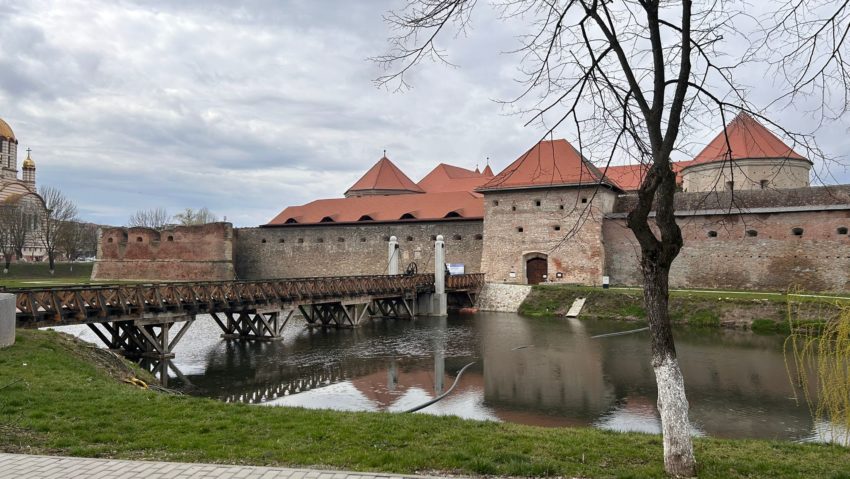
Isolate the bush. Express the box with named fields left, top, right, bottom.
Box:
left=751, top=319, right=777, bottom=334
left=688, top=309, right=720, bottom=328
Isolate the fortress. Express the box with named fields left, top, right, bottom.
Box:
left=95, top=113, right=850, bottom=292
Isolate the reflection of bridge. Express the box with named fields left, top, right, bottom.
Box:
left=11, top=273, right=484, bottom=360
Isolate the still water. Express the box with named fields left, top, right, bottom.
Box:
left=60, top=312, right=840, bottom=442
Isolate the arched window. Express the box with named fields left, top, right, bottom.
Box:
left=358, top=215, right=374, bottom=221
left=838, top=227, right=848, bottom=235
left=107, top=237, right=114, bottom=243
left=284, top=218, right=298, bottom=224
left=400, top=213, right=416, bottom=220
left=136, top=237, right=143, bottom=242
left=746, top=230, right=757, bottom=237
left=707, top=231, right=718, bottom=238
left=167, top=235, right=174, bottom=242
left=319, top=216, right=335, bottom=223
left=792, top=227, right=804, bottom=236
left=444, top=211, right=462, bottom=218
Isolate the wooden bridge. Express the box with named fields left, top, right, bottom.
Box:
left=10, top=273, right=484, bottom=361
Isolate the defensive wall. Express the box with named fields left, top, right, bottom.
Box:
left=92, top=222, right=235, bottom=281
left=233, top=220, right=483, bottom=279
left=604, top=185, right=850, bottom=291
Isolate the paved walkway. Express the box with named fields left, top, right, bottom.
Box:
left=0, top=453, right=443, bottom=479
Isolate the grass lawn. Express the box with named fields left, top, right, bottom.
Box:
left=1, top=330, right=848, bottom=478
left=0, top=262, right=95, bottom=289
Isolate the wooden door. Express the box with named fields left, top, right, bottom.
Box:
left=526, top=257, right=547, bottom=285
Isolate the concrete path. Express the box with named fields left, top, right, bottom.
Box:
left=0, top=453, right=445, bottom=479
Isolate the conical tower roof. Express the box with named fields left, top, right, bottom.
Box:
left=478, top=139, right=613, bottom=191
left=688, top=112, right=808, bottom=167
left=345, top=155, right=424, bottom=197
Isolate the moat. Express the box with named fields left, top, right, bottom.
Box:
left=63, top=312, right=838, bottom=443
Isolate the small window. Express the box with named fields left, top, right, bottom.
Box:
left=553, top=225, right=561, bottom=231
left=400, top=213, right=416, bottom=220
left=746, top=230, right=758, bottom=237
left=581, top=198, right=587, bottom=204
left=725, top=181, right=734, bottom=191
left=167, top=235, right=174, bottom=242
left=707, top=231, right=717, bottom=238
left=297, top=238, right=304, bottom=244
left=360, top=237, right=367, bottom=242
left=279, top=238, right=285, bottom=243
left=474, top=234, right=483, bottom=240
left=760, top=180, right=769, bottom=189
left=534, top=200, right=541, bottom=207
left=316, top=238, right=324, bottom=243
left=430, top=235, right=437, bottom=241
left=107, top=237, right=114, bottom=243
left=453, top=234, right=462, bottom=241
left=383, top=236, right=390, bottom=242
left=511, top=205, right=517, bottom=211
left=320, top=216, right=335, bottom=223
left=284, top=218, right=298, bottom=224
left=337, top=237, right=345, bottom=243
left=136, top=237, right=143, bottom=242
left=838, top=227, right=848, bottom=235
left=358, top=215, right=374, bottom=221
left=792, top=227, right=804, bottom=236
left=444, top=211, right=462, bottom=218
left=559, top=204, right=564, bottom=210
left=492, top=200, right=499, bottom=206
left=406, top=236, right=414, bottom=241
left=261, top=238, right=267, bottom=243
left=517, top=227, right=524, bottom=233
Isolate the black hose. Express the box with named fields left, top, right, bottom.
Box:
left=404, top=361, right=476, bottom=413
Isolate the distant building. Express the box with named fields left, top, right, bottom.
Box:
left=0, top=117, right=47, bottom=261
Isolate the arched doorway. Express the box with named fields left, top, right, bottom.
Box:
left=525, top=254, right=548, bottom=285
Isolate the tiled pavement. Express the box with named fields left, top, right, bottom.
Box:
left=0, top=453, right=444, bottom=479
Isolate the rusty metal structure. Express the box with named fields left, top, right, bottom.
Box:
left=11, top=273, right=485, bottom=361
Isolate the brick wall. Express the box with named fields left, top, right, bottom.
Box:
left=480, top=186, right=618, bottom=285
left=92, top=222, right=235, bottom=281
left=604, top=209, right=850, bottom=291
left=233, top=220, right=483, bottom=279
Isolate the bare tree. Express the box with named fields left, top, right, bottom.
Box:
left=0, top=200, right=18, bottom=272
left=376, top=1, right=845, bottom=475
left=173, top=207, right=218, bottom=226
left=38, top=185, right=78, bottom=273
left=128, top=207, right=170, bottom=229
left=58, top=221, right=98, bottom=261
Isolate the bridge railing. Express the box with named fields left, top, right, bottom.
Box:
left=446, top=273, right=485, bottom=291
left=12, top=272, right=482, bottom=326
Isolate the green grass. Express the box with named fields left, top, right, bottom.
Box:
left=1, top=330, right=849, bottom=478
left=0, top=262, right=94, bottom=288
left=520, top=285, right=846, bottom=329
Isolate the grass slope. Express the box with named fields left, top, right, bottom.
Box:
left=1, top=330, right=848, bottom=478
left=0, top=262, right=94, bottom=288
left=519, top=285, right=846, bottom=331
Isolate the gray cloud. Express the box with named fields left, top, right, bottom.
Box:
left=0, top=1, right=848, bottom=227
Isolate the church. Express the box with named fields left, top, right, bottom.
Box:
left=0, top=117, right=47, bottom=261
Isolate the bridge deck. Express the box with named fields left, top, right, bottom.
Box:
left=10, top=273, right=485, bottom=329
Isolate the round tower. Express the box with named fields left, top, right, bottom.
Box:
left=0, top=118, right=18, bottom=180
left=22, top=148, right=36, bottom=189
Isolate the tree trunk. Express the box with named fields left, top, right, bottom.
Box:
left=643, top=257, right=696, bottom=477
left=48, top=253, right=55, bottom=274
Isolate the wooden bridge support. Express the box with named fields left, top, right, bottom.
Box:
left=210, top=309, right=292, bottom=341
left=298, top=302, right=370, bottom=328
left=370, top=297, right=415, bottom=320
left=86, top=316, right=195, bottom=360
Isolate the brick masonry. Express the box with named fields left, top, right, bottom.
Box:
left=233, top=220, right=483, bottom=279
left=92, top=222, right=235, bottom=281
left=604, top=209, right=850, bottom=291
left=480, top=186, right=618, bottom=286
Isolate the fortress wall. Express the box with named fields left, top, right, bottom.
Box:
left=92, top=222, right=235, bottom=281
left=233, top=220, right=483, bottom=279
left=604, top=209, right=850, bottom=292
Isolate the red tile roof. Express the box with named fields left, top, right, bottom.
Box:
left=266, top=190, right=484, bottom=225
left=482, top=164, right=494, bottom=177
left=686, top=112, right=808, bottom=168
left=478, top=139, right=614, bottom=191
left=417, top=163, right=492, bottom=193
left=345, top=156, right=424, bottom=197
left=601, top=161, right=694, bottom=191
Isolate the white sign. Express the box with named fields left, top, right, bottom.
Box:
left=446, top=263, right=465, bottom=275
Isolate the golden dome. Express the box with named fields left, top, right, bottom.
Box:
left=0, top=118, right=15, bottom=140
left=22, top=151, right=35, bottom=169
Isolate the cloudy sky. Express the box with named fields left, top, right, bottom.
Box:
left=1, top=0, right=849, bottom=227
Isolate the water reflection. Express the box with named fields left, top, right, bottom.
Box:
left=55, top=312, right=843, bottom=443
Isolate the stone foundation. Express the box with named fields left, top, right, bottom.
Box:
left=476, top=283, right=532, bottom=312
